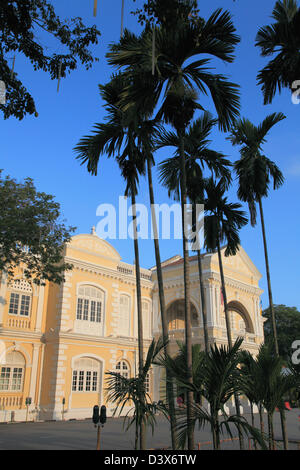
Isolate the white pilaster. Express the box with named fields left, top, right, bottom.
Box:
left=35, top=285, right=45, bottom=332
left=29, top=344, right=40, bottom=404
left=205, top=284, right=213, bottom=326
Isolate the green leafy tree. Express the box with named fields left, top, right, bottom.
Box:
left=0, top=172, right=75, bottom=284
left=263, top=304, right=300, bottom=361
left=0, top=0, right=100, bottom=120
left=255, top=0, right=300, bottom=104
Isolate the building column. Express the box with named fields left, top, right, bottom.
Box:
left=29, top=344, right=40, bottom=405
left=205, top=283, right=213, bottom=326
left=210, top=284, right=216, bottom=326
left=35, top=285, right=45, bottom=332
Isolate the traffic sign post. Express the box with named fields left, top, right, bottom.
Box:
left=62, top=397, right=65, bottom=421
left=25, top=397, right=32, bottom=422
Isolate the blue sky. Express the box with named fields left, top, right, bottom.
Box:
left=1, top=0, right=299, bottom=310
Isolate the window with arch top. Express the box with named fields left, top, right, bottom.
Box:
left=0, top=351, right=25, bottom=392
left=8, top=279, right=32, bottom=317
left=75, top=285, right=105, bottom=336
left=76, top=285, right=103, bottom=323
left=119, top=295, right=131, bottom=337
left=72, top=357, right=101, bottom=393
left=115, top=360, right=130, bottom=379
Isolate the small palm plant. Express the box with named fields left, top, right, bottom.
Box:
left=105, top=337, right=165, bottom=450
left=251, top=343, right=298, bottom=450
left=239, top=350, right=265, bottom=448
left=164, top=338, right=267, bottom=450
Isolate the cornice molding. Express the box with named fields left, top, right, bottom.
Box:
left=64, top=256, right=153, bottom=290
left=44, top=330, right=153, bottom=347
left=0, top=328, right=44, bottom=341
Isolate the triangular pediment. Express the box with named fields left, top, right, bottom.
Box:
left=67, top=234, right=121, bottom=261
left=210, top=245, right=262, bottom=281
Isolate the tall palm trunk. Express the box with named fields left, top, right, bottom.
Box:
left=250, top=402, right=257, bottom=450
left=178, top=129, right=194, bottom=450
left=192, top=202, right=209, bottom=354
left=216, top=237, right=244, bottom=450
left=146, top=156, right=177, bottom=449
left=267, top=411, right=275, bottom=450
left=258, top=197, right=278, bottom=354
left=131, top=188, right=146, bottom=450
left=196, top=248, right=209, bottom=354
left=258, top=197, right=288, bottom=450
left=259, top=403, right=264, bottom=436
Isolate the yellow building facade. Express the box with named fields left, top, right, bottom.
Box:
left=0, top=232, right=264, bottom=422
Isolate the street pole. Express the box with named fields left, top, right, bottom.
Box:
left=25, top=397, right=31, bottom=422
left=62, top=397, right=65, bottom=421
left=96, top=425, right=101, bottom=450
left=92, top=404, right=106, bottom=451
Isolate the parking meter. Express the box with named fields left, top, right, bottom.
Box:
left=100, top=405, right=106, bottom=425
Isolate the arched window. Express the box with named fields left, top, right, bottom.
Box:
left=119, top=295, right=131, bottom=337
left=72, top=357, right=101, bottom=393
left=0, top=351, right=25, bottom=392
left=8, top=279, right=32, bottom=317
left=167, top=300, right=198, bottom=331
left=115, top=360, right=130, bottom=379
left=76, top=286, right=103, bottom=324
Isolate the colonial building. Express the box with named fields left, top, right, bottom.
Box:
left=0, top=231, right=264, bottom=422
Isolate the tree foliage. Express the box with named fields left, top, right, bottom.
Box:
left=0, top=0, right=100, bottom=120
left=0, top=172, right=75, bottom=284
left=263, top=304, right=300, bottom=360
left=256, top=0, right=300, bottom=104
left=132, top=0, right=200, bottom=27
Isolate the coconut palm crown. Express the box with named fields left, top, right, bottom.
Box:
left=256, top=0, right=300, bottom=104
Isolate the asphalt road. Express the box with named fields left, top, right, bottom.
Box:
left=0, top=410, right=299, bottom=450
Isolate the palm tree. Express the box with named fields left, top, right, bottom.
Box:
left=228, top=112, right=285, bottom=357
left=107, top=10, right=240, bottom=449
left=157, top=341, right=206, bottom=406
left=204, top=177, right=248, bottom=449
left=255, top=0, right=300, bottom=105
left=106, top=337, right=166, bottom=450
left=204, top=178, right=248, bottom=348
left=74, top=73, right=147, bottom=449
left=229, top=109, right=288, bottom=452
left=239, top=350, right=265, bottom=449
left=168, top=338, right=267, bottom=450
left=157, top=112, right=232, bottom=354
left=136, top=117, right=178, bottom=449
left=250, top=343, right=297, bottom=450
